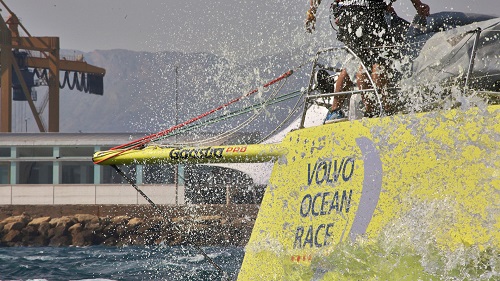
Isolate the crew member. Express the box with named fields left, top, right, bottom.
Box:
left=306, top=0, right=430, bottom=117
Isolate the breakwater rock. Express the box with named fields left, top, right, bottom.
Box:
left=0, top=205, right=258, bottom=247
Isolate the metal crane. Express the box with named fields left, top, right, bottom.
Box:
left=0, top=0, right=106, bottom=132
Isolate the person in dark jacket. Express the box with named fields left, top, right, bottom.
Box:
left=306, top=0, right=429, bottom=117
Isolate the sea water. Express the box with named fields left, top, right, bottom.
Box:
left=2, top=242, right=497, bottom=280
left=0, top=246, right=244, bottom=281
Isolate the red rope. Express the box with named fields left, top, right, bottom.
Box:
left=94, top=69, right=293, bottom=164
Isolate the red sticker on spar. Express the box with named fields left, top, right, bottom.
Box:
left=225, top=146, right=247, bottom=153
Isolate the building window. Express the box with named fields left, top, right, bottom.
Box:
left=0, top=162, right=9, bottom=184
left=0, top=147, right=10, bottom=157
left=17, top=147, right=53, bottom=157
left=59, top=147, right=95, bottom=157
left=61, top=161, right=94, bottom=184
left=101, top=165, right=136, bottom=184
left=18, top=161, right=53, bottom=184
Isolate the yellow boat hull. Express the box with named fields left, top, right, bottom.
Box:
left=238, top=105, right=500, bottom=280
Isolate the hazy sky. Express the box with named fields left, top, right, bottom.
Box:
left=5, top=1, right=500, bottom=59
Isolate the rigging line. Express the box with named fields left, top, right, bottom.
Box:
left=472, top=73, right=500, bottom=79
left=155, top=57, right=315, bottom=145
left=356, top=20, right=499, bottom=51
left=431, top=32, right=476, bottom=71
left=156, top=90, right=302, bottom=131
left=175, top=81, right=286, bottom=146
left=94, top=69, right=294, bottom=165
left=202, top=76, right=290, bottom=144
left=208, top=79, right=288, bottom=143
left=207, top=91, right=302, bottom=122
left=126, top=69, right=293, bottom=148
left=173, top=77, right=289, bottom=146
left=257, top=90, right=308, bottom=143
left=425, top=25, right=493, bottom=76
left=155, top=90, right=303, bottom=144
left=111, top=165, right=228, bottom=278
left=479, top=20, right=500, bottom=32
left=259, top=91, right=307, bottom=143
left=152, top=82, right=295, bottom=144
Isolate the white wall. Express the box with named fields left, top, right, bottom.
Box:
left=0, top=184, right=185, bottom=205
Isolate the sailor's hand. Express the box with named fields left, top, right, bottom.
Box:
left=305, top=7, right=317, bottom=33
left=386, top=4, right=397, bottom=16
left=413, top=1, right=430, bottom=17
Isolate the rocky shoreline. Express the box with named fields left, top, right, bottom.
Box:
left=0, top=205, right=258, bottom=247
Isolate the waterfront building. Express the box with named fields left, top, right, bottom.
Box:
left=0, top=133, right=262, bottom=205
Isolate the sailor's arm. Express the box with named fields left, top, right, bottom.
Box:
left=410, top=0, right=430, bottom=17
left=306, top=0, right=322, bottom=33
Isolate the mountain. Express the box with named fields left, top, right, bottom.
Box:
left=57, top=49, right=310, bottom=136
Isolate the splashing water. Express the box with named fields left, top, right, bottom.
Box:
left=102, top=3, right=500, bottom=280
